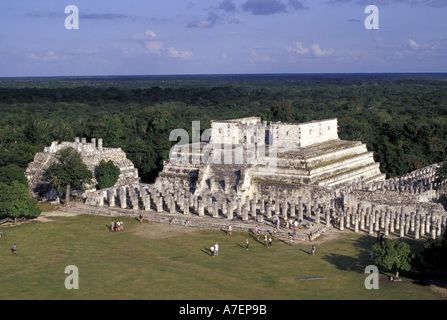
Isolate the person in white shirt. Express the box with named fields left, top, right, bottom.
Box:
left=214, top=243, right=219, bottom=256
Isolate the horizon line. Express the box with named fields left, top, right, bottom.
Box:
left=1, top=72, right=447, bottom=80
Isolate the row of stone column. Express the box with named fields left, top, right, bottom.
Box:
left=337, top=205, right=446, bottom=240
left=87, top=183, right=446, bottom=240
left=338, top=164, right=441, bottom=196
left=88, top=184, right=338, bottom=225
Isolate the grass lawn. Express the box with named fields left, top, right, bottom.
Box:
left=0, top=212, right=444, bottom=300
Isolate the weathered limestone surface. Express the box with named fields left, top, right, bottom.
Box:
left=26, top=137, right=140, bottom=200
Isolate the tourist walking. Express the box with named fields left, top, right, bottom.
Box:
left=211, top=245, right=215, bottom=257
left=264, top=234, right=268, bottom=247
left=311, top=245, right=316, bottom=255
left=268, top=237, right=272, bottom=248
left=245, top=239, right=249, bottom=250
left=12, top=243, right=17, bottom=255
left=228, top=225, right=232, bottom=236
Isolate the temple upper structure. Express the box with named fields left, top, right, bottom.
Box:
left=157, top=117, right=386, bottom=201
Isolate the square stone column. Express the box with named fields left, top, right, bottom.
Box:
left=290, top=200, right=296, bottom=218
left=213, top=201, right=219, bottom=218
left=120, top=187, right=127, bottom=209
left=108, top=189, right=115, bottom=207
left=251, top=200, right=257, bottom=218
left=198, top=199, right=204, bottom=216
left=157, top=196, right=164, bottom=213
left=227, top=201, right=233, bottom=220
left=266, top=203, right=272, bottom=219
left=242, top=204, right=249, bottom=221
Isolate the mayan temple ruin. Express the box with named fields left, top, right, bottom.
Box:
left=25, top=137, right=140, bottom=201
left=32, top=117, right=447, bottom=240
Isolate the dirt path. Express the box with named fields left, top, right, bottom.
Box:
left=34, top=210, right=81, bottom=222
left=133, top=222, right=201, bottom=240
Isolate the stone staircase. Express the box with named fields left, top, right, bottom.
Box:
left=252, top=139, right=385, bottom=187
left=209, top=164, right=242, bottom=193
left=59, top=201, right=331, bottom=241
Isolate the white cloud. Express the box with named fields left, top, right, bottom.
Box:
left=250, top=49, right=273, bottom=62
left=187, top=20, right=214, bottom=28
left=112, top=29, right=193, bottom=60
left=168, top=47, right=194, bottom=60
left=131, top=29, right=158, bottom=40
left=287, top=42, right=335, bottom=57
left=27, top=50, right=68, bottom=62
left=311, top=44, right=335, bottom=57
left=286, top=41, right=309, bottom=55
left=408, top=39, right=421, bottom=50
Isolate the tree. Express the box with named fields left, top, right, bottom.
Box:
left=0, top=181, right=41, bottom=224
left=271, top=100, right=295, bottom=123
left=91, top=114, right=124, bottom=148
left=435, top=161, right=447, bottom=184
left=96, top=160, right=120, bottom=189
left=421, top=226, right=447, bottom=276
left=45, top=147, right=93, bottom=206
left=0, top=164, right=27, bottom=185
left=373, top=239, right=415, bottom=279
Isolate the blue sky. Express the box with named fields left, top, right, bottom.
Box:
left=0, top=0, right=446, bottom=76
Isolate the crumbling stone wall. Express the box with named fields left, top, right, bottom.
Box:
left=26, top=137, right=140, bottom=200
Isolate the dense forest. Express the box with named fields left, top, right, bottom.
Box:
left=1, top=73, right=447, bottom=184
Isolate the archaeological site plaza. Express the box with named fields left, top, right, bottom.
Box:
left=26, top=117, right=447, bottom=240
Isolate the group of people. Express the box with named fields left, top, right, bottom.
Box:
left=210, top=242, right=219, bottom=257
left=249, top=224, right=317, bottom=255
left=252, top=225, right=273, bottom=248
left=110, top=220, right=124, bottom=232
left=276, top=217, right=303, bottom=230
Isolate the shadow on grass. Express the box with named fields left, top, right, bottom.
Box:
left=249, top=232, right=265, bottom=246
left=299, top=248, right=311, bottom=255
left=322, top=253, right=367, bottom=273
left=201, top=247, right=213, bottom=256
left=322, top=234, right=375, bottom=273
left=277, top=237, right=292, bottom=246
